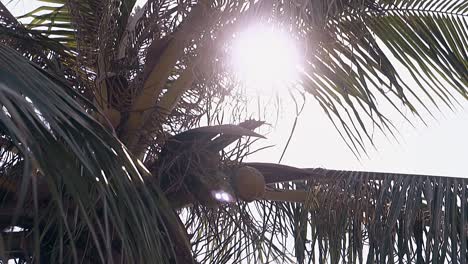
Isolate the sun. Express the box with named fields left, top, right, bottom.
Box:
left=231, top=24, right=301, bottom=95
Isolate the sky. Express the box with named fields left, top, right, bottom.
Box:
left=4, top=0, right=468, bottom=178
left=247, top=93, right=468, bottom=177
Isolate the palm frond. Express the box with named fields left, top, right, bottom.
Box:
left=294, top=0, right=468, bottom=155
left=0, top=1, right=72, bottom=67
left=0, top=44, right=183, bottom=263
left=245, top=162, right=468, bottom=263
left=181, top=201, right=295, bottom=264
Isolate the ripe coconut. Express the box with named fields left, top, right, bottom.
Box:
left=232, top=166, right=265, bottom=202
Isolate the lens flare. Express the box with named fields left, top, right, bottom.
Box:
left=231, top=24, right=301, bottom=94
left=212, top=190, right=233, bottom=202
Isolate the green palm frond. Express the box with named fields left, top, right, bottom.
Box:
left=181, top=201, right=295, bottom=263
left=0, top=44, right=183, bottom=263
left=243, top=162, right=468, bottom=263
left=19, top=0, right=137, bottom=68
left=0, top=1, right=72, bottom=66
left=295, top=0, right=468, bottom=155
left=17, top=0, right=77, bottom=49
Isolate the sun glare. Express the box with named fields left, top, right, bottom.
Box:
left=231, top=24, right=301, bottom=94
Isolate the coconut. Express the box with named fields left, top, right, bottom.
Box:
left=232, top=166, right=265, bottom=202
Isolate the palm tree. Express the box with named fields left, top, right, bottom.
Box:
left=0, top=0, right=466, bottom=263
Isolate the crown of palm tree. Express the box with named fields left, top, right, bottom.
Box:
left=0, top=0, right=467, bottom=263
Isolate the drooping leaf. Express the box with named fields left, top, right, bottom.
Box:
left=0, top=44, right=184, bottom=263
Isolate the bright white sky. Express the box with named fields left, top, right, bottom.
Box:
left=4, top=0, right=468, bottom=177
